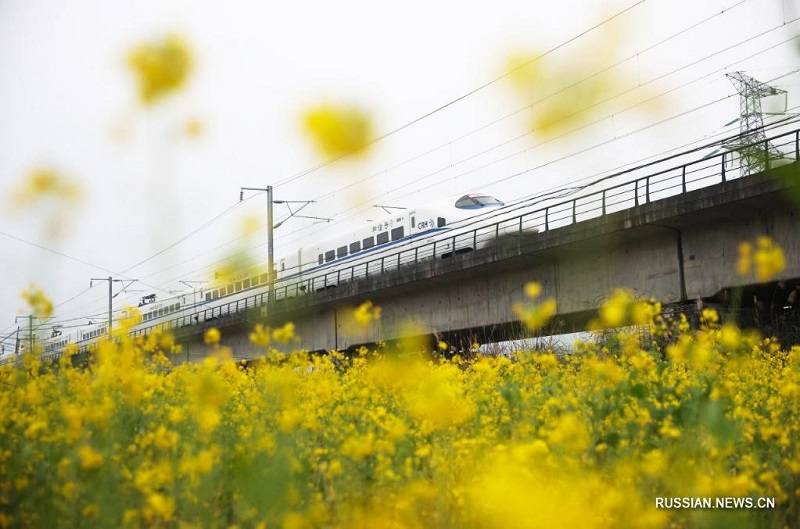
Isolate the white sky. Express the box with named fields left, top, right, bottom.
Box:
left=1, top=0, right=798, bottom=344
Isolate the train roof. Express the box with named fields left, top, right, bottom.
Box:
left=454, top=194, right=505, bottom=210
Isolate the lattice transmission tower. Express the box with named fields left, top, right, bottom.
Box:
left=724, top=72, right=786, bottom=176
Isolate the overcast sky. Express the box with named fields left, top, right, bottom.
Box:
left=1, top=0, right=798, bottom=346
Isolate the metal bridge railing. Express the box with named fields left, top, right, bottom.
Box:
left=127, top=126, right=800, bottom=342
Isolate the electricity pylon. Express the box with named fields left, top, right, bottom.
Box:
left=724, top=72, right=786, bottom=176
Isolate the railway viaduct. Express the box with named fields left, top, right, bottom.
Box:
left=170, top=161, right=800, bottom=362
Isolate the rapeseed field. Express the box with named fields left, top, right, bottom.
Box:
left=1, top=286, right=799, bottom=528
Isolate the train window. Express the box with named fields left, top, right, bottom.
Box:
left=362, top=236, right=375, bottom=249
left=377, top=232, right=389, bottom=245
left=234, top=282, right=242, bottom=293
left=243, top=278, right=251, bottom=289
left=251, top=275, right=259, bottom=286
left=206, top=292, right=212, bottom=301
left=438, top=217, right=446, bottom=227
left=349, top=241, right=361, bottom=254
left=173, top=303, right=179, bottom=311
left=318, top=253, right=323, bottom=265
left=391, top=227, right=404, bottom=241
left=337, top=246, right=347, bottom=258
left=411, top=216, right=415, bottom=228
left=260, top=273, right=268, bottom=284
left=226, top=286, right=233, bottom=295
left=325, top=250, right=335, bottom=262
left=158, top=309, right=163, bottom=317
left=213, top=289, right=220, bottom=299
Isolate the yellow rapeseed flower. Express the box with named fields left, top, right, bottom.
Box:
left=127, top=34, right=193, bottom=105
left=145, top=492, right=176, bottom=522
left=754, top=236, right=785, bottom=281
left=204, top=327, right=221, bottom=345
left=737, top=236, right=785, bottom=281
left=11, top=168, right=81, bottom=208
left=405, top=366, right=476, bottom=433
left=21, top=284, right=53, bottom=318
left=302, top=104, right=373, bottom=159
left=513, top=297, right=557, bottom=330
left=272, top=322, right=295, bottom=344
left=249, top=323, right=271, bottom=347
left=737, top=241, right=753, bottom=277
left=594, top=289, right=659, bottom=329
left=524, top=282, right=542, bottom=298
left=354, top=301, right=382, bottom=325
left=505, top=25, right=654, bottom=139
left=77, top=446, right=103, bottom=470
left=184, top=117, right=204, bottom=138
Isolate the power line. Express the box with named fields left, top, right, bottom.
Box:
left=257, top=34, right=800, bottom=252
left=0, top=230, right=125, bottom=277
left=269, top=0, right=650, bottom=191
left=268, top=0, right=751, bottom=196
left=119, top=199, right=246, bottom=275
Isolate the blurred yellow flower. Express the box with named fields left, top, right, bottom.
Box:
left=737, top=236, right=785, bottom=281
left=77, top=445, right=103, bottom=470
left=354, top=301, right=382, bottom=325
left=204, top=327, right=221, bottom=345
left=240, top=214, right=261, bottom=237
left=405, top=366, right=476, bottom=432
left=184, top=117, right=204, bottom=138
left=10, top=168, right=83, bottom=239
left=81, top=504, right=99, bottom=518
left=271, top=322, right=295, bottom=344
left=145, top=492, right=175, bottom=522
left=506, top=25, right=648, bottom=138
left=737, top=241, right=753, bottom=277
left=701, top=308, right=719, bottom=325
left=593, top=289, right=659, bottom=329
left=524, top=281, right=542, bottom=298
left=127, top=33, right=193, bottom=105
left=302, top=104, right=373, bottom=159
left=12, top=168, right=80, bottom=207
left=249, top=323, right=271, bottom=347
left=513, top=297, right=557, bottom=330
left=21, top=285, right=53, bottom=318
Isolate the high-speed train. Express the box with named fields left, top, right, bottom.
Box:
left=34, top=193, right=534, bottom=357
